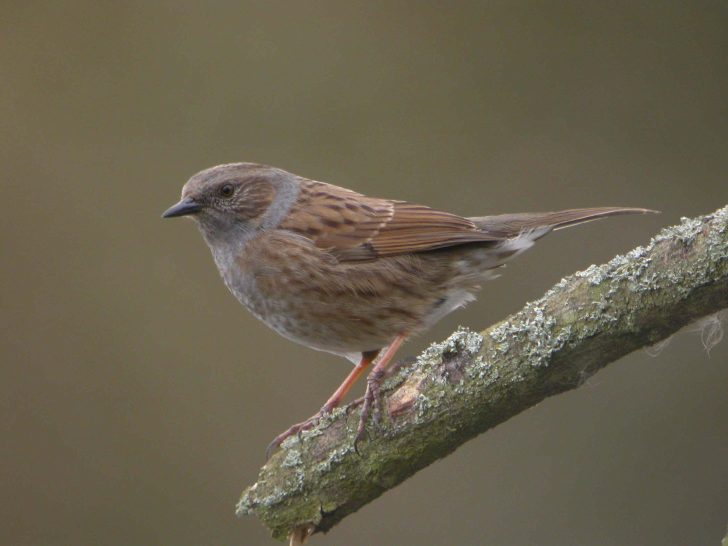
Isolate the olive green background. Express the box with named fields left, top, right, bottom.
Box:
left=2, top=2, right=727, bottom=545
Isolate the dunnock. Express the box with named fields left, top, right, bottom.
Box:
left=163, top=162, right=653, bottom=456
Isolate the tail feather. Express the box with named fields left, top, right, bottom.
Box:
left=470, top=207, right=657, bottom=240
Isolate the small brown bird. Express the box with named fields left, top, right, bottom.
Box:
left=163, top=162, right=653, bottom=456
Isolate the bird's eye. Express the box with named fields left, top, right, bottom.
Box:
left=219, top=184, right=235, bottom=198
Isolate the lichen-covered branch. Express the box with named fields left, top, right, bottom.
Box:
left=238, top=205, right=728, bottom=542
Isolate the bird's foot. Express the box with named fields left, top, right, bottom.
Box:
left=265, top=402, right=336, bottom=460
left=268, top=353, right=408, bottom=458
left=354, top=368, right=386, bottom=451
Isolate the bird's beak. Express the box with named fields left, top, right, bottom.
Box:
left=162, top=197, right=202, bottom=218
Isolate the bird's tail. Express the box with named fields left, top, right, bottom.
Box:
left=469, top=207, right=657, bottom=240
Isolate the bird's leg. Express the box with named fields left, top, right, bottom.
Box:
left=346, top=355, right=417, bottom=411
left=266, top=349, right=380, bottom=459
left=355, top=334, right=407, bottom=449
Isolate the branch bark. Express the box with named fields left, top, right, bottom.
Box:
left=237, top=205, right=728, bottom=542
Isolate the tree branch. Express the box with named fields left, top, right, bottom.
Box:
left=237, top=205, right=728, bottom=542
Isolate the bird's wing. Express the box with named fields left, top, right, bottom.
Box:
left=279, top=179, right=500, bottom=262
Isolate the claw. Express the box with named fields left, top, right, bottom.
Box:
left=266, top=350, right=382, bottom=459
left=268, top=336, right=406, bottom=459
left=265, top=411, right=325, bottom=460
left=354, top=368, right=386, bottom=450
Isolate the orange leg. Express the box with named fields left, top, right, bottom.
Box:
left=355, top=334, right=407, bottom=447
left=266, top=349, right=380, bottom=459
left=320, top=349, right=380, bottom=412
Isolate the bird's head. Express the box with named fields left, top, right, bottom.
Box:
left=162, top=162, right=299, bottom=245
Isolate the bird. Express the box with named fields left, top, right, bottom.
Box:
left=162, top=162, right=654, bottom=456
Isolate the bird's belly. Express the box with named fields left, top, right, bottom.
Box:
left=213, top=239, right=494, bottom=360
left=220, top=267, right=398, bottom=356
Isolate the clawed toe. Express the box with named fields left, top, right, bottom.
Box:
left=265, top=411, right=325, bottom=460
left=268, top=337, right=407, bottom=458
left=354, top=370, right=385, bottom=450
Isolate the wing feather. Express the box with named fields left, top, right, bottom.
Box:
left=279, top=179, right=656, bottom=262
left=279, top=180, right=498, bottom=261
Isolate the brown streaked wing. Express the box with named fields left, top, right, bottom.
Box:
left=366, top=202, right=502, bottom=258
left=279, top=179, right=499, bottom=262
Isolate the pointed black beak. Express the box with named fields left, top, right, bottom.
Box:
left=162, top=197, right=202, bottom=218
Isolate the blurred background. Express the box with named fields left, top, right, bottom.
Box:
left=2, top=2, right=727, bottom=545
